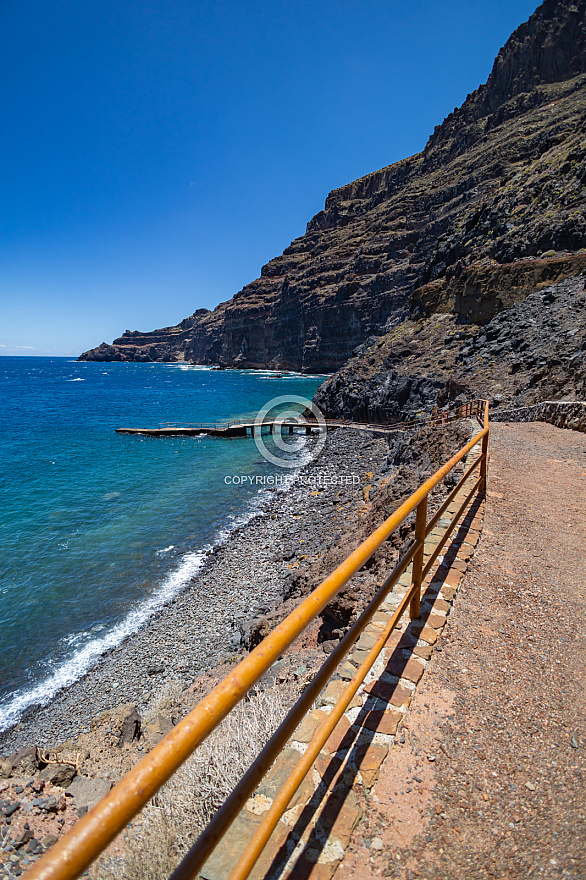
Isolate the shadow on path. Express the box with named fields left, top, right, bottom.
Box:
left=261, top=494, right=483, bottom=879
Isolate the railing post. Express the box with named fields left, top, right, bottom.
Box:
left=410, top=495, right=427, bottom=619
left=480, top=428, right=489, bottom=492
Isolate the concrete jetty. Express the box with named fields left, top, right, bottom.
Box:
left=115, top=419, right=322, bottom=438
left=114, top=418, right=420, bottom=438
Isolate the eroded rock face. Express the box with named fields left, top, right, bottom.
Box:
left=80, top=0, right=586, bottom=371
left=314, top=274, right=586, bottom=421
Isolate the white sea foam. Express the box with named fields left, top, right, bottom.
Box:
left=0, top=466, right=302, bottom=734
left=67, top=378, right=85, bottom=382
left=156, top=545, right=175, bottom=555
left=0, top=549, right=207, bottom=733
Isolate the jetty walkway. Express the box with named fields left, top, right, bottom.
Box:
left=116, top=419, right=413, bottom=438
left=115, top=408, right=470, bottom=438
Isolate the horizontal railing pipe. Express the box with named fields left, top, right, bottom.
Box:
left=425, top=453, right=483, bottom=537
left=227, top=577, right=422, bottom=880
left=421, top=474, right=483, bottom=581
left=169, top=539, right=421, bottom=880
left=27, top=407, right=489, bottom=880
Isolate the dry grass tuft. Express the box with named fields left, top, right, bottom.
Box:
left=144, top=678, right=185, bottom=721
left=94, top=684, right=286, bottom=880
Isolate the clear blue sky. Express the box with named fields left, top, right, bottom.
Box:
left=0, top=0, right=538, bottom=356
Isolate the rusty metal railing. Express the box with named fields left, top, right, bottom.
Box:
left=26, top=400, right=489, bottom=880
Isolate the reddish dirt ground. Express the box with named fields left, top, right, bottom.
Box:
left=337, top=422, right=586, bottom=880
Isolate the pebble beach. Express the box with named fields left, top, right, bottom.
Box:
left=0, top=428, right=390, bottom=754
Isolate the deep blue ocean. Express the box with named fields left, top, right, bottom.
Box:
left=0, top=357, right=324, bottom=732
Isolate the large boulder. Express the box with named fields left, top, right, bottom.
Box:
left=66, top=776, right=111, bottom=813
left=8, top=746, right=39, bottom=777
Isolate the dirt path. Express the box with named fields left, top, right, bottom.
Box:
left=337, top=421, right=586, bottom=880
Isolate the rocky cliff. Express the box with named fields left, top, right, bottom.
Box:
left=313, top=272, right=586, bottom=422
left=80, top=0, right=586, bottom=371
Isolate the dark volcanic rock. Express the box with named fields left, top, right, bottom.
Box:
left=8, top=746, right=39, bottom=777
left=315, top=369, right=447, bottom=424
left=39, top=763, right=77, bottom=788
left=118, top=705, right=141, bottom=745
left=315, top=273, right=586, bottom=420
left=79, top=311, right=210, bottom=364
left=80, top=0, right=586, bottom=372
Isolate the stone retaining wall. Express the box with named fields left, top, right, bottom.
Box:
left=491, top=401, right=586, bottom=432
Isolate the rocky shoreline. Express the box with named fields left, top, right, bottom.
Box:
left=0, top=427, right=396, bottom=878
left=0, top=419, right=475, bottom=878
left=0, top=428, right=391, bottom=755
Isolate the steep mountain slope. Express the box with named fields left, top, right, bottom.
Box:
left=313, top=273, right=586, bottom=421
left=80, top=0, right=586, bottom=370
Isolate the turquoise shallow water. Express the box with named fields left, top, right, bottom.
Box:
left=0, top=358, right=324, bottom=731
